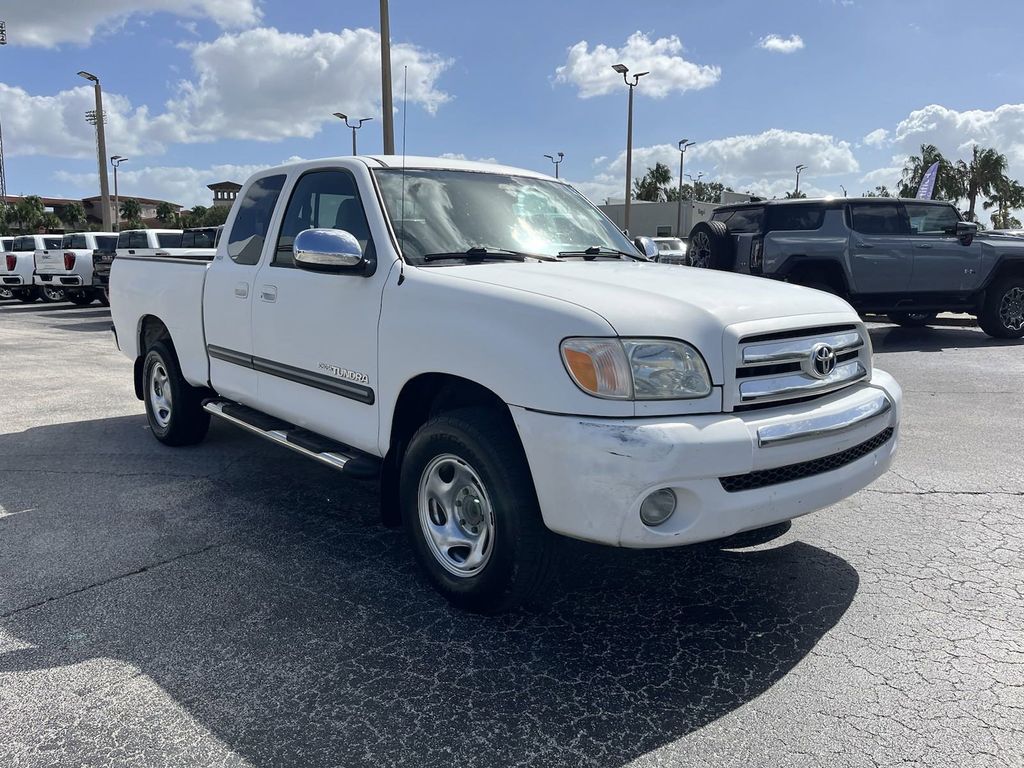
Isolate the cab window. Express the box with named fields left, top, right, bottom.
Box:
left=849, top=203, right=908, bottom=235
left=766, top=204, right=825, bottom=232
left=63, top=235, right=88, bottom=249
left=273, top=169, right=372, bottom=267
left=128, top=231, right=148, bottom=249
left=904, top=203, right=960, bottom=235
left=227, top=174, right=286, bottom=265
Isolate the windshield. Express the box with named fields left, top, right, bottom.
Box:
left=374, top=169, right=638, bottom=264
left=656, top=239, right=685, bottom=252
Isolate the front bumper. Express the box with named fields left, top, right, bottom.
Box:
left=511, top=370, right=901, bottom=548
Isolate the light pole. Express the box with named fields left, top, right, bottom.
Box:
left=0, top=20, right=8, bottom=218
left=795, top=164, right=807, bottom=196
left=839, top=184, right=847, bottom=198
left=110, top=155, right=126, bottom=231
left=544, top=152, right=564, bottom=179
left=612, top=63, right=648, bottom=233
left=676, top=139, right=695, bottom=237
left=686, top=172, right=704, bottom=201
left=333, top=113, right=373, bottom=155
left=379, top=0, right=395, bottom=154
left=78, top=71, right=112, bottom=231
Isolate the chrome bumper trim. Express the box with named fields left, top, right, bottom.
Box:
left=757, top=389, right=893, bottom=447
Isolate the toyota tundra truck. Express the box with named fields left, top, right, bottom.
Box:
left=110, top=156, right=902, bottom=612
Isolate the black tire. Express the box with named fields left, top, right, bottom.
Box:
left=888, top=311, right=937, bottom=328
left=68, top=292, right=95, bottom=306
left=400, top=407, right=556, bottom=613
left=978, top=275, right=1024, bottom=339
left=40, top=284, right=66, bottom=303
left=687, top=220, right=735, bottom=270
left=142, top=340, right=211, bottom=446
left=16, top=287, right=39, bottom=303
left=0, top=286, right=13, bottom=300
left=98, top=287, right=110, bottom=307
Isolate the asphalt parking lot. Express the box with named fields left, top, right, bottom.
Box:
left=1, top=299, right=1021, bottom=768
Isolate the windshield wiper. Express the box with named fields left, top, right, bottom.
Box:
left=422, top=247, right=557, bottom=263
left=557, top=245, right=644, bottom=261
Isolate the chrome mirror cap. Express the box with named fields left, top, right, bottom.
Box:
left=294, top=228, right=363, bottom=269
left=634, top=236, right=659, bottom=260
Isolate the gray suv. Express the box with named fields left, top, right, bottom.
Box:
left=688, top=198, right=1024, bottom=338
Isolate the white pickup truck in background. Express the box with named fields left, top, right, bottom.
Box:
left=111, top=156, right=902, bottom=613
left=1, top=234, right=63, bottom=303
left=35, top=231, right=119, bottom=305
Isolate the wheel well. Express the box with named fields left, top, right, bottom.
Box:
left=989, top=259, right=1024, bottom=285
left=785, top=260, right=849, bottom=296
left=134, top=316, right=173, bottom=400
left=379, top=374, right=511, bottom=527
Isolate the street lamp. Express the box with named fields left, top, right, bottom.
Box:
left=676, top=139, right=696, bottom=237
left=612, top=63, right=648, bottom=233
left=110, top=155, right=127, bottom=231
left=544, top=152, right=564, bottom=179
left=78, top=70, right=112, bottom=231
left=379, top=0, right=395, bottom=154
left=686, top=172, right=704, bottom=201
left=333, top=112, right=373, bottom=155
left=0, top=20, right=8, bottom=216
left=795, top=164, right=807, bottom=196
left=839, top=184, right=847, bottom=198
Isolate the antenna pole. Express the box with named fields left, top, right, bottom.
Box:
left=379, top=0, right=395, bottom=154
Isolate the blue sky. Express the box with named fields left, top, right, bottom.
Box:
left=2, top=0, right=1023, bottom=219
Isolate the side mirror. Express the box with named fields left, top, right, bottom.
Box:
left=293, top=228, right=366, bottom=273
left=633, top=236, right=659, bottom=260
left=954, top=221, right=978, bottom=246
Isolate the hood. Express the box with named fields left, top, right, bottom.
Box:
left=437, top=261, right=859, bottom=379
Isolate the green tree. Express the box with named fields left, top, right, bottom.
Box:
left=120, top=198, right=143, bottom=228
left=984, top=177, right=1024, bottom=229
left=955, top=145, right=1008, bottom=222
left=201, top=206, right=229, bottom=227
left=156, top=201, right=178, bottom=225
left=58, top=202, right=86, bottom=231
left=184, top=204, right=208, bottom=228
left=785, top=190, right=807, bottom=199
left=666, top=180, right=732, bottom=204
left=898, top=144, right=960, bottom=201
left=41, top=212, right=62, bottom=232
left=0, top=204, right=9, bottom=235
left=14, top=195, right=45, bottom=232
left=862, top=185, right=894, bottom=198
left=633, top=162, right=673, bottom=202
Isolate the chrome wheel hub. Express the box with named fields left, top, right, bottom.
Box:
left=691, top=231, right=711, bottom=268
left=43, top=286, right=64, bottom=301
left=418, top=453, right=495, bottom=578
left=999, top=287, right=1024, bottom=331
left=148, top=362, right=173, bottom=428
left=0, top=287, right=12, bottom=300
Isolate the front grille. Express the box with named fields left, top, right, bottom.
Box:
left=720, top=427, right=894, bottom=493
left=730, top=323, right=870, bottom=410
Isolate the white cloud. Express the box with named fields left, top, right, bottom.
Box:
left=54, top=162, right=274, bottom=207
left=858, top=166, right=903, bottom=188
left=891, top=104, right=1024, bottom=170
left=863, top=128, right=890, bottom=147
left=757, top=34, right=805, bottom=54
left=0, top=27, right=451, bottom=157
left=1, top=0, right=261, bottom=47
left=554, top=32, right=720, bottom=99
left=438, top=153, right=499, bottom=163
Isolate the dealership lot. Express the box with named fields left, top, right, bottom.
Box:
left=0, top=300, right=1021, bottom=767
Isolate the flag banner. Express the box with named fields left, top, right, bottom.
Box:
left=916, top=162, right=940, bottom=199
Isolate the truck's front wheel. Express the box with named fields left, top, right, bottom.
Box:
left=979, top=275, right=1024, bottom=339
left=143, top=341, right=210, bottom=446
left=400, top=408, right=556, bottom=613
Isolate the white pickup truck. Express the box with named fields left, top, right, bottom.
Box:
left=2, top=234, right=63, bottom=303
left=111, top=156, right=902, bottom=612
left=35, top=231, right=119, bottom=305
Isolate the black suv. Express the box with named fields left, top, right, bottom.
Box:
left=687, top=197, right=1024, bottom=338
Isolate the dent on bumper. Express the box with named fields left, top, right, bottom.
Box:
left=512, top=370, right=901, bottom=548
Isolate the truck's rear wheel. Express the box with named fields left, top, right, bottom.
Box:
left=40, top=285, right=66, bottom=303
left=16, top=287, right=39, bottom=303
left=143, top=341, right=210, bottom=446
left=98, top=287, right=110, bottom=307
left=979, top=275, right=1024, bottom=339
left=68, top=292, right=95, bottom=306
left=400, top=407, right=556, bottom=613
left=687, top=221, right=734, bottom=270
left=0, top=286, right=13, bottom=300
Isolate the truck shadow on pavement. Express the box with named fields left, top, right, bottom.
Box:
left=868, top=324, right=1023, bottom=352
left=0, top=415, right=859, bottom=767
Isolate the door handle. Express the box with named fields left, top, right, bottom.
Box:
left=260, top=285, right=277, bottom=302
left=855, top=242, right=874, bottom=249
left=128, top=249, right=136, bottom=255
left=234, top=282, right=249, bottom=298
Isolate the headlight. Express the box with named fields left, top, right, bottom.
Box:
left=561, top=338, right=712, bottom=400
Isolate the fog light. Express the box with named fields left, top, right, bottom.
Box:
left=639, top=488, right=677, bottom=527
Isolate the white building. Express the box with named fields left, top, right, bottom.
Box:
left=599, top=191, right=756, bottom=238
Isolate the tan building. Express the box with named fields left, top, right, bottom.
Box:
left=208, top=181, right=242, bottom=208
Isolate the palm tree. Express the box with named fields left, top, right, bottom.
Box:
left=185, top=204, right=208, bottom=228
left=14, top=195, right=45, bottom=233
left=956, top=145, right=1009, bottom=222
left=58, top=202, right=86, bottom=231
left=898, top=144, right=960, bottom=201
left=156, top=201, right=177, bottom=225
left=984, top=177, right=1024, bottom=229
left=862, top=185, right=894, bottom=198
left=120, top=198, right=143, bottom=228
left=41, top=212, right=62, bottom=232
left=784, top=190, right=807, bottom=199
left=633, top=163, right=673, bottom=202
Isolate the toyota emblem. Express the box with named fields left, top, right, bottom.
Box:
left=809, top=343, right=837, bottom=379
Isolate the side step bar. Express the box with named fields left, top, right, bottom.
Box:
left=203, top=399, right=381, bottom=480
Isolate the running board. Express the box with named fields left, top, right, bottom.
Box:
left=203, top=399, right=381, bottom=480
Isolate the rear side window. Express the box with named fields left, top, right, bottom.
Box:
left=1, top=238, right=11, bottom=251
left=273, top=169, right=371, bottom=267
left=181, top=228, right=217, bottom=249
left=228, top=174, right=287, bottom=265
left=128, top=231, right=148, bottom=249
left=96, top=236, right=118, bottom=251
left=850, top=203, right=908, bottom=235
left=14, top=237, right=36, bottom=251
left=713, top=207, right=764, bottom=233
left=44, top=237, right=62, bottom=249
left=158, top=233, right=182, bottom=248
left=63, top=235, right=88, bottom=250
left=117, top=232, right=131, bottom=249
left=766, top=204, right=825, bottom=232
left=904, top=203, right=960, bottom=235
